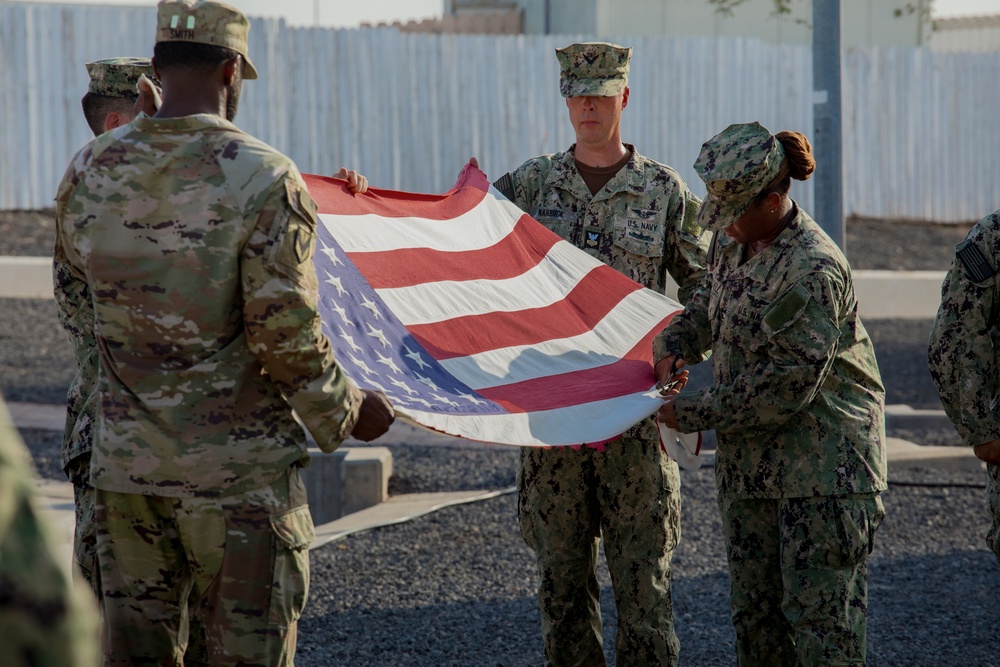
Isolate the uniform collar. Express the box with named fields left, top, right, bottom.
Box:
left=545, top=143, right=644, bottom=201
left=721, top=201, right=807, bottom=283
left=131, top=113, right=241, bottom=134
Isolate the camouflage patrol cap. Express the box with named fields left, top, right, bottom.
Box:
left=86, top=57, right=155, bottom=98
left=556, top=42, right=631, bottom=97
left=155, top=0, right=258, bottom=79
left=693, top=122, right=786, bottom=232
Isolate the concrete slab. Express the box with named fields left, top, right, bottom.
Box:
left=0, top=256, right=51, bottom=299
left=854, top=270, right=945, bottom=320
left=301, top=447, right=392, bottom=525
left=311, top=488, right=515, bottom=550
left=885, top=437, right=983, bottom=473
left=885, top=403, right=961, bottom=439
left=31, top=476, right=515, bottom=565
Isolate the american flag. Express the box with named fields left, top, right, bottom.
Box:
left=303, top=163, right=683, bottom=447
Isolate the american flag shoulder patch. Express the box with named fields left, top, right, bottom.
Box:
left=492, top=172, right=516, bottom=202
left=956, top=239, right=996, bottom=284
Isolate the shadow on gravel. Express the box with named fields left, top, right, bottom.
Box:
left=868, top=551, right=999, bottom=667
left=297, top=574, right=740, bottom=667
left=298, top=596, right=546, bottom=667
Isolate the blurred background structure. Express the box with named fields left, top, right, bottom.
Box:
left=1, top=0, right=998, bottom=224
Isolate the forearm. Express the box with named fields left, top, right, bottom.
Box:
left=243, top=178, right=364, bottom=451
left=672, top=356, right=830, bottom=434
left=659, top=289, right=713, bottom=364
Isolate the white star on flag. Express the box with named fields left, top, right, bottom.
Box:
left=323, top=272, right=347, bottom=297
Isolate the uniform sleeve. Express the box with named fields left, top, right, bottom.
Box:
left=241, top=175, right=363, bottom=453
left=657, top=226, right=715, bottom=365
left=509, top=159, right=547, bottom=214
left=52, top=257, right=99, bottom=470
left=657, top=272, right=713, bottom=365
left=660, top=185, right=709, bottom=305
left=928, top=231, right=1000, bottom=447
left=53, top=163, right=99, bottom=469
left=672, top=269, right=844, bottom=435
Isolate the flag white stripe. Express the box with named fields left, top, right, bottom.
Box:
left=317, top=197, right=528, bottom=254
left=376, top=239, right=606, bottom=326
left=437, top=287, right=676, bottom=389
left=396, top=388, right=664, bottom=447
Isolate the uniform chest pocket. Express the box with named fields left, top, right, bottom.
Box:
left=710, top=276, right=769, bottom=354
left=613, top=209, right=665, bottom=258
left=531, top=207, right=578, bottom=243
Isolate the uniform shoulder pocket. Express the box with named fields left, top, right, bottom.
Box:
left=761, top=283, right=812, bottom=338
left=956, top=238, right=996, bottom=285
left=267, top=178, right=319, bottom=280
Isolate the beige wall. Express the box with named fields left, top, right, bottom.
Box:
left=582, top=0, right=927, bottom=47
left=931, top=15, right=1000, bottom=52
left=368, top=10, right=522, bottom=35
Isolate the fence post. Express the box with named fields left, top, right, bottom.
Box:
left=812, top=0, right=844, bottom=250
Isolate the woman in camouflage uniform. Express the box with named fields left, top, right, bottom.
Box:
left=657, top=122, right=887, bottom=667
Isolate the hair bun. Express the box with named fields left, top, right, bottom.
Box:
left=776, top=131, right=815, bottom=181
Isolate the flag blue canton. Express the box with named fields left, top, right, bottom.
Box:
left=314, top=225, right=505, bottom=417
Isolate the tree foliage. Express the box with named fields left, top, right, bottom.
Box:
left=709, top=0, right=796, bottom=16
left=710, top=0, right=930, bottom=22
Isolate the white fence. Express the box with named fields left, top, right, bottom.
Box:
left=2, top=1, right=999, bottom=223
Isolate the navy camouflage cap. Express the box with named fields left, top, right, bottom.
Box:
left=86, top=57, right=155, bottom=98
left=156, top=0, right=258, bottom=79
left=556, top=42, right=631, bottom=98
left=693, top=122, right=786, bottom=232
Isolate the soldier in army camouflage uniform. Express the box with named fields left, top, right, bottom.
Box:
left=55, top=56, right=159, bottom=601
left=0, top=393, right=100, bottom=667
left=657, top=122, right=887, bottom=667
left=928, top=210, right=1000, bottom=566
left=52, top=1, right=394, bottom=664
left=492, top=42, right=709, bottom=666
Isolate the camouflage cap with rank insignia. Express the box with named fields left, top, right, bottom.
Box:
left=555, top=42, right=631, bottom=98
left=155, top=0, right=258, bottom=79
left=693, top=121, right=786, bottom=232
left=86, top=57, right=156, bottom=99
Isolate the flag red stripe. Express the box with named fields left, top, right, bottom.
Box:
left=304, top=168, right=488, bottom=220
left=408, top=265, right=646, bottom=359
left=473, top=315, right=675, bottom=412
left=348, top=214, right=562, bottom=289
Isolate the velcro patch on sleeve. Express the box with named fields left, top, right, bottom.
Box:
left=762, top=283, right=811, bottom=337
left=274, top=179, right=318, bottom=271
left=956, top=239, right=996, bottom=283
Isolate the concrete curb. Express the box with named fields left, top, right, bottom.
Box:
left=302, top=447, right=392, bottom=525
left=0, top=260, right=949, bottom=321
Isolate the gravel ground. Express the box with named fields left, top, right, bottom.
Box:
left=2, top=212, right=997, bottom=666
